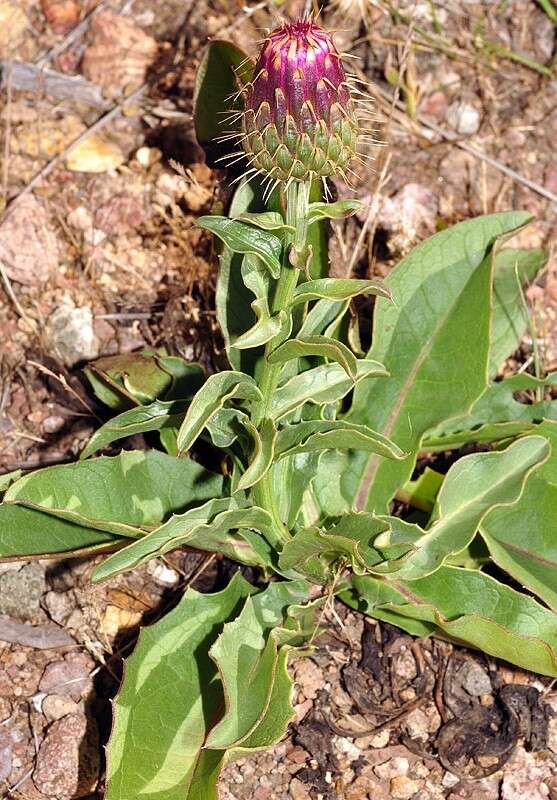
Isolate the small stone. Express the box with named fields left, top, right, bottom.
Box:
left=394, top=649, right=418, bottom=681
left=0, top=0, right=28, bottom=54
left=39, top=652, right=95, bottom=700
left=42, top=693, right=80, bottom=722
left=42, top=415, right=65, bottom=434
left=375, top=756, right=409, bottom=780
left=0, top=194, right=60, bottom=285
left=33, top=713, right=99, bottom=799
left=405, top=708, right=430, bottom=741
left=40, top=0, right=80, bottom=34
left=135, top=146, right=161, bottom=168
left=42, top=590, right=74, bottom=625
left=390, top=776, right=419, bottom=799
left=0, top=562, right=45, bottom=621
left=82, top=11, right=158, bottom=92
left=46, top=305, right=99, bottom=367
left=147, top=560, right=179, bottom=586
left=0, top=696, right=12, bottom=723
left=442, top=772, right=460, bottom=788
left=355, top=728, right=390, bottom=749
left=446, top=101, right=481, bottom=136
left=289, top=778, right=312, bottom=799
left=293, top=658, right=323, bottom=700
left=66, top=135, right=125, bottom=173
left=93, top=193, right=146, bottom=235
left=460, top=661, right=492, bottom=696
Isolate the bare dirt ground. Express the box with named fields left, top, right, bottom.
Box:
left=0, top=1, right=556, bottom=798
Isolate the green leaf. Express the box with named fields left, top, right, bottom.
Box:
left=490, top=248, right=546, bottom=376
left=344, top=567, right=557, bottom=677
left=335, top=211, right=532, bottom=515
left=291, top=278, right=390, bottom=305
left=0, top=470, right=22, bottom=494
left=177, top=371, right=262, bottom=453
left=480, top=421, right=557, bottom=610
left=279, top=515, right=391, bottom=583
left=105, top=573, right=254, bottom=800
left=206, top=580, right=311, bottom=749
left=424, top=372, right=557, bottom=450
left=236, top=211, right=294, bottom=233
left=80, top=399, right=188, bottom=459
left=269, top=336, right=358, bottom=379
left=299, top=298, right=348, bottom=337
left=272, top=359, right=388, bottom=420
left=0, top=504, right=120, bottom=559
left=275, top=420, right=405, bottom=461
left=193, top=40, right=253, bottom=167
left=306, top=200, right=362, bottom=225
left=372, top=436, right=549, bottom=580
left=92, top=499, right=276, bottom=582
left=4, top=450, right=223, bottom=539
left=238, top=418, right=277, bottom=491
left=84, top=352, right=202, bottom=411
left=198, top=216, right=282, bottom=279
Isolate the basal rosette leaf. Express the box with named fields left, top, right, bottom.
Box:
left=1, top=451, right=223, bottom=549
left=104, top=574, right=255, bottom=800
left=369, top=436, right=549, bottom=581
left=480, top=420, right=557, bottom=610
left=314, top=211, right=533, bottom=516
left=343, top=567, right=557, bottom=677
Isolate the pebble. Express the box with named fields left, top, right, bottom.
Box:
left=390, top=776, right=419, bottom=799
left=375, top=756, right=409, bottom=780
left=355, top=728, right=390, bottom=749
left=0, top=194, right=60, bottom=285
left=0, top=0, right=28, bottom=52
left=46, top=305, right=99, bottom=367
left=33, top=713, right=99, bottom=799
left=405, top=708, right=430, bottom=741
left=147, top=560, right=180, bottom=586
left=460, top=661, right=492, bottom=696
left=446, top=101, right=481, bottom=136
left=42, top=694, right=80, bottom=722
left=289, top=778, right=312, bottom=799
left=0, top=562, right=45, bottom=621
left=66, top=135, right=125, bottom=173
left=39, top=652, right=95, bottom=700
left=42, top=590, right=74, bottom=626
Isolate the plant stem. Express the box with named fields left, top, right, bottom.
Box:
left=253, top=179, right=311, bottom=540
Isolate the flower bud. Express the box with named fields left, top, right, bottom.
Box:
left=241, top=20, right=360, bottom=184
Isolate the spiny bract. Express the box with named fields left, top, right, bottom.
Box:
left=240, top=20, right=363, bottom=185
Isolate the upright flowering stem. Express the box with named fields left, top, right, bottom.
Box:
left=253, top=180, right=311, bottom=540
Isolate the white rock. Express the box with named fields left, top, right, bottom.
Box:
left=446, top=101, right=481, bottom=135
left=47, top=305, right=99, bottom=367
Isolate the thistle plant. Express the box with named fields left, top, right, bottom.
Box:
left=0, top=18, right=556, bottom=800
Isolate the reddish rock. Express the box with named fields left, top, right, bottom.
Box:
left=32, top=713, right=99, bottom=799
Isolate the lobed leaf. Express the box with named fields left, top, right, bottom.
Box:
left=291, top=278, right=390, bottom=305
left=92, top=499, right=276, bottom=582
left=198, top=216, right=282, bottom=279
left=206, top=580, right=311, bottom=749
left=177, top=371, right=262, bottom=453
left=237, top=418, right=277, bottom=491
left=80, top=399, right=188, bottom=459
left=344, top=566, right=557, bottom=677
left=193, top=39, right=253, bottom=167
left=306, top=199, right=362, bottom=225
left=275, top=420, right=405, bottom=461
left=370, top=436, right=549, bottom=580
left=4, top=450, right=223, bottom=540
left=424, top=372, right=557, bottom=450
left=104, top=573, right=255, bottom=800
left=268, top=335, right=358, bottom=379
left=480, top=420, right=557, bottom=610
left=490, top=248, right=546, bottom=377
left=271, top=359, right=388, bottom=420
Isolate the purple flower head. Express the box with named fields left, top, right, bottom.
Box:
left=241, top=20, right=361, bottom=184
